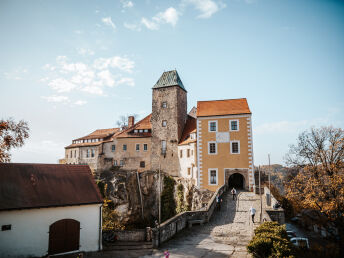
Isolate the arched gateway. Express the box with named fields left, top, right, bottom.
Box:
left=228, top=172, right=245, bottom=189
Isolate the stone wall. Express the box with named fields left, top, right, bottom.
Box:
left=151, top=184, right=227, bottom=247
left=263, top=186, right=285, bottom=224
left=151, top=86, right=187, bottom=176
left=110, top=229, right=146, bottom=242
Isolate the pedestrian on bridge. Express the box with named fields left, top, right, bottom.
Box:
left=216, top=194, right=222, bottom=211
left=249, top=206, right=256, bottom=223
left=231, top=187, right=237, bottom=200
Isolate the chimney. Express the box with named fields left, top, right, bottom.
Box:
left=128, top=116, right=135, bottom=128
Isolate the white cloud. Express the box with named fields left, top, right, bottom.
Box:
left=3, top=68, right=28, bottom=80
left=76, top=47, right=95, bottom=56
left=102, top=17, right=116, bottom=30
left=183, top=0, right=225, bottom=19
left=141, top=17, right=159, bottom=30
left=82, top=86, right=104, bottom=95
left=43, top=64, right=56, bottom=71
left=117, top=77, right=135, bottom=87
left=97, top=70, right=115, bottom=87
left=154, top=7, right=179, bottom=27
left=41, top=95, right=70, bottom=103
left=121, top=0, right=134, bottom=8
left=124, top=22, right=141, bottom=31
left=93, top=56, right=135, bottom=73
left=141, top=7, right=179, bottom=30
left=48, top=78, right=77, bottom=93
left=74, top=30, right=83, bottom=34
left=74, top=100, right=87, bottom=106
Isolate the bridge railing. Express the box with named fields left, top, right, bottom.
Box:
left=151, top=184, right=227, bottom=247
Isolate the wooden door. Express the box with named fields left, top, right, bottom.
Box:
left=49, top=219, right=80, bottom=255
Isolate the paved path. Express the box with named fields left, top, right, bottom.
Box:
left=144, top=190, right=261, bottom=258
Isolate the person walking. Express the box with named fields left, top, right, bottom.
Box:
left=231, top=187, right=237, bottom=200
left=249, top=206, right=256, bottom=223
left=216, top=194, right=221, bottom=211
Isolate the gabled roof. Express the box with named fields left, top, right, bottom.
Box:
left=179, top=115, right=197, bottom=145
left=197, top=98, right=251, bottom=117
left=153, top=70, right=187, bottom=92
left=116, top=114, right=152, bottom=138
left=0, top=163, right=103, bottom=211
left=188, top=106, right=197, bottom=118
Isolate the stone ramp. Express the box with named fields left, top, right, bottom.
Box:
left=143, top=190, right=261, bottom=258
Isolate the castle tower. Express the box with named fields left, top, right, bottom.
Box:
left=151, top=70, right=187, bottom=176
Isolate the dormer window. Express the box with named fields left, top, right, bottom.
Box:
left=144, top=129, right=148, bottom=132
left=134, top=129, right=138, bottom=133
left=139, top=129, right=143, bottom=133
left=162, top=102, right=167, bottom=108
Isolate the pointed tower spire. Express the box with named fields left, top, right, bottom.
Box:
left=153, top=70, right=187, bottom=92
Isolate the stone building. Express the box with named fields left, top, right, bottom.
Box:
left=62, top=70, right=254, bottom=191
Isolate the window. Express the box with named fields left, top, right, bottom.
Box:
left=231, top=141, right=240, bottom=154
left=70, top=150, right=72, bottom=158
left=187, top=149, right=190, bottom=157
left=230, top=120, right=239, bottom=131
left=114, top=160, right=117, bottom=166
left=191, top=150, right=193, bottom=156
left=112, top=145, right=116, bottom=152
left=161, top=140, right=167, bottom=155
left=180, top=149, right=183, bottom=158
left=140, top=161, right=145, bottom=168
left=66, top=154, right=68, bottom=159
left=136, top=144, right=140, bottom=151
left=134, top=129, right=138, bottom=133
left=123, top=144, right=127, bottom=151
left=1, top=225, right=11, bottom=231
left=208, top=121, right=217, bottom=132
left=208, top=142, right=217, bottom=154
left=139, top=129, right=143, bottom=133
left=187, top=167, right=191, bottom=176
left=209, top=169, right=218, bottom=185
left=162, top=120, right=167, bottom=127
left=143, top=144, right=148, bottom=151
left=144, top=129, right=148, bottom=132
left=86, top=149, right=90, bottom=158
left=91, top=149, right=95, bottom=157
left=120, top=160, right=124, bottom=166
left=162, top=102, right=167, bottom=108
left=74, top=150, right=76, bottom=158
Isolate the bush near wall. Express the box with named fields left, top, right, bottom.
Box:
left=247, top=221, right=294, bottom=258
left=161, top=176, right=176, bottom=221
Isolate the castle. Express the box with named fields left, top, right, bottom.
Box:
left=62, top=70, right=255, bottom=191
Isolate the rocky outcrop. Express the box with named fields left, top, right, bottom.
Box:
left=98, top=169, right=213, bottom=228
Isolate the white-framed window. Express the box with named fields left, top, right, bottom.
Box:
left=86, top=149, right=90, bottom=158
left=114, top=160, right=117, bottom=166
left=139, top=129, right=143, bottom=133
left=230, top=140, right=240, bottom=154
left=111, top=145, right=116, bottom=152
left=230, top=120, right=239, bottom=131
left=134, top=129, right=138, bottom=133
left=208, top=120, right=218, bottom=132
left=162, top=102, right=167, bottom=108
left=162, top=120, right=167, bottom=127
left=123, top=144, right=127, bottom=151
left=136, top=144, right=140, bottom=151
left=144, top=129, right=148, bottom=132
left=91, top=149, right=95, bottom=157
left=187, top=149, right=190, bottom=157
left=208, top=141, right=217, bottom=155
left=143, top=144, right=148, bottom=151
left=208, top=168, right=218, bottom=185
left=120, top=160, right=124, bottom=166
left=161, top=140, right=167, bottom=154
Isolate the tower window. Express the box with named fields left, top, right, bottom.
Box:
left=162, top=102, right=167, bottom=108
left=123, top=144, right=127, bottom=151
left=140, top=161, right=145, bottom=168
left=144, top=144, right=148, bottom=151
left=136, top=144, right=140, bottom=151
left=112, top=145, right=116, bottom=152
left=162, top=120, right=167, bottom=127
left=161, top=140, right=167, bottom=155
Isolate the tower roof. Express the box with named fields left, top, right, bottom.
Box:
left=153, top=70, right=187, bottom=92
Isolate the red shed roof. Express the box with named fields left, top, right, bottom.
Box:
left=197, top=98, right=251, bottom=117
left=0, top=163, right=103, bottom=211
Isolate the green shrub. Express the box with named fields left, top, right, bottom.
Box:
left=161, top=176, right=176, bottom=221
left=247, top=221, right=294, bottom=258
left=176, top=183, right=188, bottom=213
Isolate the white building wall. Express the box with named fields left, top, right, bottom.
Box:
left=178, top=143, right=197, bottom=184
left=0, top=204, right=102, bottom=257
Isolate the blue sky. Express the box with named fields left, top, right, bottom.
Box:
left=1, top=0, right=343, bottom=165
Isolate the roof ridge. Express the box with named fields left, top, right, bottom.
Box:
left=153, top=70, right=187, bottom=92
left=197, top=98, right=247, bottom=103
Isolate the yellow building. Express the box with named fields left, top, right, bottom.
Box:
left=196, top=98, right=254, bottom=191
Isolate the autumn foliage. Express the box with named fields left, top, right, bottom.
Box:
left=0, top=118, right=29, bottom=163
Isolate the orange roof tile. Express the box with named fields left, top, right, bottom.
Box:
left=197, top=98, right=251, bottom=117
left=179, top=115, right=197, bottom=145
left=117, top=114, right=152, bottom=138
left=74, top=128, right=120, bottom=141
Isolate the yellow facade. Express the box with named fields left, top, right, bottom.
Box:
left=197, top=115, right=254, bottom=192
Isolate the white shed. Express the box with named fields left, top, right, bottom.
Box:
left=0, top=163, right=103, bottom=257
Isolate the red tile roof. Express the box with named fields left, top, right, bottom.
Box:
left=179, top=115, right=197, bottom=145
left=117, top=114, right=152, bottom=138
left=197, top=98, right=251, bottom=117
left=0, top=163, right=103, bottom=211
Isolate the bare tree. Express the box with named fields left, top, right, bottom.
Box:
left=116, top=114, right=139, bottom=130
left=285, top=126, right=344, bottom=176
left=0, top=118, right=29, bottom=162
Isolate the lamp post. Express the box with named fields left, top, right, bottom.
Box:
left=259, top=166, right=262, bottom=223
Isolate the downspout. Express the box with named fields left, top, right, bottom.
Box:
left=99, top=204, right=102, bottom=251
